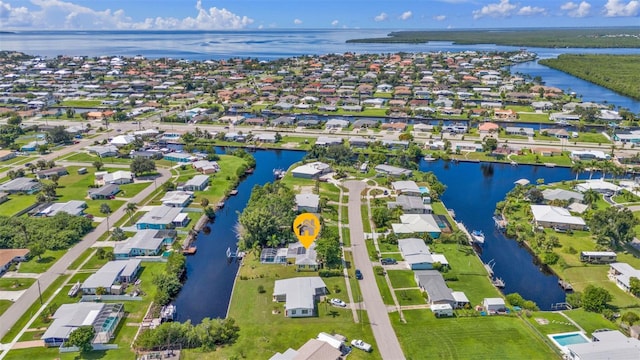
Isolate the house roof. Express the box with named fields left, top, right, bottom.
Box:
left=291, top=338, right=341, bottom=360
left=37, top=200, right=86, bottom=216
left=161, top=191, right=193, bottom=206
left=296, top=194, right=320, bottom=209
left=530, top=205, right=586, bottom=226
left=88, top=184, right=120, bottom=197
left=114, top=230, right=175, bottom=255
left=292, top=162, right=331, bottom=177
left=137, top=205, right=183, bottom=226
left=391, top=181, right=420, bottom=194
left=392, top=214, right=441, bottom=234
left=82, top=259, right=141, bottom=290
left=103, top=171, right=132, bottom=183
left=414, top=270, right=454, bottom=303
left=0, top=178, right=41, bottom=192
left=388, top=195, right=427, bottom=211
left=542, top=188, right=584, bottom=202
left=273, top=277, right=326, bottom=310
left=41, top=302, right=105, bottom=341
left=374, top=164, right=412, bottom=177
left=567, top=330, right=640, bottom=360
left=0, top=249, right=30, bottom=268
left=184, top=174, right=209, bottom=188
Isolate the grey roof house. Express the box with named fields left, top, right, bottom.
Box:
left=88, top=184, right=120, bottom=200
left=296, top=193, right=320, bottom=213
left=273, top=277, right=327, bottom=318
left=114, top=230, right=176, bottom=259
left=41, top=302, right=124, bottom=347
left=81, top=259, right=141, bottom=295
left=388, top=195, right=431, bottom=214
left=0, top=178, right=41, bottom=194
left=414, top=270, right=456, bottom=307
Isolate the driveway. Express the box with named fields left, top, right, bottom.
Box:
left=344, top=180, right=405, bottom=360
left=0, top=168, right=171, bottom=342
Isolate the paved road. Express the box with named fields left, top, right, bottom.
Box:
left=0, top=167, right=171, bottom=342
left=344, top=180, right=405, bottom=360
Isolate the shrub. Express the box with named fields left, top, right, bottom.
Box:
left=257, top=285, right=265, bottom=293
left=373, top=266, right=385, bottom=276
left=542, top=252, right=559, bottom=265
left=319, top=269, right=342, bottom=277
left=443, top=273, right=458, bottom=281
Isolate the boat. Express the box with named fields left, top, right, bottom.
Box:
left=160, top=304, right=177, bottom=322
left=229, top=189, right=238, bottom=196
left=559, top=280, right=574, bottom=292
left=492, top=277, right=506, bottom=288
left=544, top=163, right=556, bottom=168
left=471, top=230, right=485, bottom=244
left=424, top=155, right=436, bottom=161
left=183, top=246, right=197, bottom=255
left=68, top=281, right=81, bottom=297
left=216, top=201, right=225, bottom=209
left=273, top=168, right=285, bottom=180
left=245, top=167, right=255, bottom=174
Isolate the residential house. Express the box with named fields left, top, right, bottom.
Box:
left=81, top=259, right=141, bottom=294
left=580, top=251, right=617, bottom=264
left=161, top=191, right=193, bottom=207
left=392, top=214, right=442, bottom=239
left=0, top=249, right=30, bottom=275
left=315, top=136, right=343, bottom=147
left=454, top=143, right=483, bottom=152
left=575, top=180, right=621, bottom=196
left=566, top=330, right=640, bottom=360
left=296, top=193, right=320, bottom=213
left=164, top=152, right=194, bottom=163
left=325, top=119, right=349, bottom=129
left=33, top=200, right=87, bottom=217
left=414, top=270, right=455, bottom=306
left=294, top=243, right=320, bottom=272
left=374, top=164, right=412, bottom=178
left=36, top=167, right=68, bottom=179
left=136, top=205, right=188, bottom=230
left=271, top=116, right=296, bottom=126
left=483, top=298, right=506, bottom=313
left=255, top=133, right=277, bottom=143
left=182, top=174, right=209, bottom=191
left=493, top=109, right=517, bottom=121
left=613, top=130, right=640, bottom=144
left=542, top=189, right=584, bottom=204
left=530, top=205, right=587, bottom=230
left=0, top=150, right=16, bottom=162
left=88, top=184, right=120, bottom=200
left=0, top=178, right=41, bottom=194
left=114, top=230, right=176, bottom=259
left=21, top=140, right=47, bottom=152
left=192, top=160, right=219, bottom=174
left=570, top=150, right=609, bottom=161
left=269, top=338, right=341, bottom=360
left=505, top=126, right=535, bottom=137
left=291, top=162, right=332, bottom=179
left=109, top=135, right=135, bottom=147
left=381, top=122, right=407, bottom=131
left=272, top=277, right=327, bottom=318
left=348, top=136, right=372, bottom=148
left=41, top=302, right=124, bottom=347
left=398, top=238, right=447, bottom=270
left=545, top=128, right=570, bottom=139
left=391, top=181, right=422, bottom=197
left=387, top=195, right=432, bottom=214
left=478, top=122, right=499, bottom=134
left=130, top=150, right=163, bottom=160
left=86, top=145, right=118, bottom=158
left=0, top=192, right=7, bottom=204
left=95, top=171, right=133, bottom=185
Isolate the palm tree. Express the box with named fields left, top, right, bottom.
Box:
left=571, top=161, right=585, bottom=181
left=100, top=203, right=112, bottom=233
left=587, top=160, right=598, bottom=180
left=583, top=189, right=599, bottom=208
left=266, top=234, right=281, bottom=248
left=125, top=202, right=137, bottom=222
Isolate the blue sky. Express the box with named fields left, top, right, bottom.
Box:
left=1, top=0, right=639, bottom=30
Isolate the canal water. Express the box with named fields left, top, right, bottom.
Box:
left=174, top=148, right=305, bottom=323
left=420, top=160, right=579, bottom=309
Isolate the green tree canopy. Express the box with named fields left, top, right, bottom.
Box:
left=582, top=285, right=612, bottom=313
left=588, top=207, right=638, bottom=248
left=67, top=326, right=95, bottom=353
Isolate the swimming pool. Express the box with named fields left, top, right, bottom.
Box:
left=101, top=316, right=118, bottom=332
left=549, top=332, right=590, bottom=348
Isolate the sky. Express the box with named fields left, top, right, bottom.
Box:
left=0, top=0, right=639, bottom=30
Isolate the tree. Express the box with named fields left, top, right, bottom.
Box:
left=630, top=277, right=640, bottom=297
left=125, top=202, right=138, bottom=222
left=130, top=157, right=156, bottom=176
left=483, top=137, right=498, bottom=152
left=588, top=207, right=638, bottom=248
left=583, top=189, right=599, bottom=207
left=274, top=132, right=282, bottom=143
left=41, top=183, right=58, bottom=200
left=111, top=227, right=127, bottom=241
left=582, top=285, right=612, bottom=313
left=93, top=160, right=104, bottom=171
left=36, top=159, right=47, bottom=170
left=315, top=228, right=342, bottom=269
left=621, top=311, right=640, bottom=326
left=67, top=326, right=95, bottom=353
left=371, top=207, right=392, bottom=228
left=29, top=242, right=46, bottom=261
left=200, top=198, right=209, bottom=207
left=153, top=272, right=183, bottom=305
left=571, top=161, right=585, bottom=181
left=100, top=203, right=112, bottom=233
left=528, top=188, right=544, bottom=204
left=95, top=286, right=107, bottom=295
left=204, top=206, right=216, bottom=220
left=7, top=114, right=22, bottom=126
left=46, top=126, right=72, bottom=144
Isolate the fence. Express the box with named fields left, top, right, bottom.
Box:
left=81, top=295, right=144, bottom=302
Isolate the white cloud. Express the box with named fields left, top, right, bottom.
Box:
left=433, top=15, right=447, bottom=21
left=561, top=1, right=592, bottom=17
left=399, top=11, right=413, bottom=20
left=472, top=0, right=517, bottom=19
left=603, top=0, right=640, bottom=17
left=1, top=0, right=253, bottom=30
left=293, top=18, right=302, bottom=25
left=374, top=12, right=388, bottom=22
left=517, top=6, right=546, bottom=16
left=331, top=19, right=339, bottom=26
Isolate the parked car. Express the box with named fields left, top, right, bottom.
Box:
left=380, top=258, right=397, bottom=265
left=351, top=339, right=372, bottom=352
left=330, top=298, right=347, bottom=307
left=355, top=269, right=363, bottom=280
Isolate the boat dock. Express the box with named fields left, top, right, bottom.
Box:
left=183, top=246, right=197, bottom=255
left=558, top=280, right=574, bottom=292
left=492, top=278, right=505, bottom=288
left=493, top=215, right=507, bottom=231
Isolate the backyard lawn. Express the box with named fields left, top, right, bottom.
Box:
left=387, top=270, right=417, bottom=289
left=392, top=310, right=560, bottom=359
left=18, top=249, right=67, bottom=273
left=0, top=277, right=36, bottom=291
left=0, top=194, right=37, bottom=216
left=563, top=309, right=616, bottom=336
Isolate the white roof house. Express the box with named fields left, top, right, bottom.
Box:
left=110, top=135, right=135, bottom=147
left=81, top=259, right=141, bottom=294
left=398, top=238, right=432, bottom=269
left=530, top=205, right=586, bottom=230
left=136, top=205, right=185, bottom=230
left=483, top=298, right=506, bottom=312
left=392, top=214, right=441, bottom=238
left=273, top=277, right=327, bottom=318
left=295, top=193, right=320, bottom=213
left=102, top=170, right=133, bottom=185
left=374, top=164, right=412, bottom=177
left=325, top=119, right=349, bottom=128
left=575, top=180, right=622, bottom=195
left=391, top=181, right=421, bottom=196
left=291, top=162, right=332, bottom=179
left=161, top=190, right=193, bottom=207
left=542, top=188, right=584, bottom=203
left=114, top=230, right=175, bottom=259
left=567, top=330, right=640, bottom=360
left=41, top=302, right=116, bottom=346
left=35, top=200, right=86, bottom=217
left=609, top=262, right=640, bottom=292
left=315, top=136, right=343, bottom=146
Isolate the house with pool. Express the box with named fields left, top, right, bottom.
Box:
left=42, top=302, right=124, bottom=347
left=549, top=330, right=640, bottom=359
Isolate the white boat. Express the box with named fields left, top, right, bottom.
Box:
left=471, top=230, right=485, bottom=244
left=424, top=155, right=436, bottom=161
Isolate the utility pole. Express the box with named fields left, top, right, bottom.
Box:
left=37, top=279, right=43, bottom=305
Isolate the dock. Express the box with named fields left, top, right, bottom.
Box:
left=183, top=246, right=197, bottom=255
left=229, top=189, right=238, bottom=196
left=493, top=215, right=507, bottom=231
left=492, top=278, right=505, bottom=288
left=216, top=201, right=225, bottom=209
left=558, top=280, right=574, bottom=292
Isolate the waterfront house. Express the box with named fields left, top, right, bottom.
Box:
left=164, top=152, right=194, bottom=163
left=566, top=330, right=640, bottom=360
left=88, top=184, right=120, bottom=200
left=391, top=181, right=422, bottom=197
left=580, top=251, right=617, bottom=264
left=0, top=249, right=30, bottom=276
left=161, top=191, right=193, bottom=207
left=291, top=162, right=332, bottom=179
left=272, top=277, right=327, bottom=318
left=81, top=259, right=141, bottom=295
left=192, top=160, right=218, bottom=174
left=182, top=174, right=209, bottom=191
left=136, top=205, right=188, bottom=230
left=483, top=298, right=506, bottom=313
left=505, top=126, right=535, bottom=137
left=454, top=143, right=483, bottom=152
left=348, top=136, right=372, bottom=148
left=614, top=130, right=640, bottom=144
left=574, top=180, right=621, bottom=196
left=42, top=302, right=124, bottom=347
left=295, top=193, right=320, bottom=213
left=608, top=262, right=640, bottom=293
left=388, top=195, right=432, bottom=214
left=530, top=205, right=587, bottom=230
left=414, top=270, right=455, bottom=307
left=392, top=214, right=442, bottom=239
left=542, top=189, right=584, bottom=204
left=36, top=167, right=68, bottom=180
left=545, top=128, right=570, bottom=139
left=478, top=122, right=499, bottom=134
left=374, top=164, right=412, bottom=178
left=398, top=238, right=445, bottom=270
left=325, top=119, right=349, bottom=129
left=315, top=136, right=343, bottom=147
left=114, top=230, right=176, bottom=259
left=0, top=178, right=41, bottom=194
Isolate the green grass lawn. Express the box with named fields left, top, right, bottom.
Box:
left=60, top=152, right=133, bottom=164
left=395, top=289, right=426, bottom=306
left=0, top=277, right=36, bottom=291
left=392, top=310, right=560, bottom=360
left=524, top=311, right=579, bottom=335
left=210, top=252, right=380, bottom=360
left=18, top=250, right=67, bottom=273
left=563, top=309, right=616, bottom=336
left=119, top=182, right=151, bottom=198
left=387, top=270, right=417, bottom=289
left=574, top=132, right=610, bottom=144
left=0, top=299, right=13, bottom=316
left=60, top=99, right=103, bottom=107
left=374, top=271, right=395, bottom=306
left=0, top=194, right=37, bottom=216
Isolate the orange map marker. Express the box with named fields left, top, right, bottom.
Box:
left=293, top=213, right=321, bottom=249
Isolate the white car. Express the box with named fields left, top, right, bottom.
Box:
left=330, top=298, right=347, bottom=307
left=351, top=339, right=372, bottom=352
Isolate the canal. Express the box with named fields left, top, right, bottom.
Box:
left=174, top=148, right=305, bottom=323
